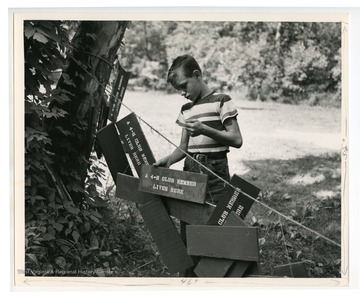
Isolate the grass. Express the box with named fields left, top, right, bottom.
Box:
left=241, top=153, right=342, bottom=277
left=107, top=90, right=343, bottom=278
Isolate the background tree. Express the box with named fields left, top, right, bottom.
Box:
left=122, top=21, right=341, bottom=106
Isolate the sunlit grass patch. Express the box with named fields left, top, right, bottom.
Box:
left=240, top=152, right=341, bottom=277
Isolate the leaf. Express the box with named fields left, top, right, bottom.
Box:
left=90, top=234, right=99, bottom=248
left=258, top=237, right=266, bottom=246
left=55, top=256, right=66, bottom=269
left=84, top=221, right=91, bottom=233
left=55, top=126, right=72, bottom=136
left=24, top=24, right=36, bottom=39
left=43, top=233, right=56, bottom=241
left=267, top=191, right=275, bottom=198
left=60, top=245, right=70, bottom=254
left=99, top=251, right=112, bottom=257
left=66, top=206, right=80, bottom=215
left=33, top=32, right=48, bottom=43
left=72, top=230, right=80, bottom=242
left=90, top=215, right=100, bottom=224
left=283, top=193, right=291, bottom=200
left=26, top=253, right=39, bottom=265
left=91, top=210, right=102, bottom=219
left=95, top=268, right=105, bottom=277
left=53, top=223, right=64, bottom=232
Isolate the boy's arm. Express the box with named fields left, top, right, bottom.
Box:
left=184, top=117, right=243, bottom=148
left=153, top=129, right=189, bottom=168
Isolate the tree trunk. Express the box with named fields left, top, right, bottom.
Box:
left=47, top=21, right=128, bottom=204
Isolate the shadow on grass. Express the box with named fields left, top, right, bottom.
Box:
left=239, top=152, right=342, bottom=278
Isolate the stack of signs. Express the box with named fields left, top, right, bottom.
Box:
left=185, top=175, right=261, bottom=277
left=97, top=108, right=262, bottom=277
left=113, top=113, right=195, bottom=274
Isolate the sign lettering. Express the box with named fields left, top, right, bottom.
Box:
left=139, top=165, right=207, bottom=204
left=207, top=174, right=260, bottom=225
left=116, top=113, right=156, bottom=176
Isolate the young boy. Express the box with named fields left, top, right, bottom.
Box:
left=154, top=54, right=243, bottom=204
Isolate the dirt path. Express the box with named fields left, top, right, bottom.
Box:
left=118, top=91, right=342, bottom=175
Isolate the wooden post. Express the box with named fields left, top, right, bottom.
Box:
left=96, top=123, right=133, bottom=182
left=116, top=173, right=156, bottom=204
left=139, top=198, right=194, bottom=274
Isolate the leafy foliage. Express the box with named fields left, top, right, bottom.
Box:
left=121, top=21, right=341, bottom=106
left=24, top=21, right=137, bottom=276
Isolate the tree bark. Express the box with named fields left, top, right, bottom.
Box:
left=47, top=21, right=128, bottom=204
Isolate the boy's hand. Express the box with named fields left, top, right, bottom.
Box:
left=185, top=119, right=204, bottom=137
left=153, top=157, right=170, bottom=168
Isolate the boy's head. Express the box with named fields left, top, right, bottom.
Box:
left=167, top=55, right=202, bottom=83
left=167, top=55, right=204, bottom=101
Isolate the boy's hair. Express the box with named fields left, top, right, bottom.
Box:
left=167, top=55, right=202, bottom=84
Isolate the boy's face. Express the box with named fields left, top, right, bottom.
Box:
left=171, top=68, right=202, bottom=102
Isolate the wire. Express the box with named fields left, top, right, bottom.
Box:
left=70, top=56, right=342, bottom=249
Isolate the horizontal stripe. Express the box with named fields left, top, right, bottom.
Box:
left=183, top=102, right=219, bottom=115
left=188, top=143, right=227, bottom=149
left=196, top=93, right=231, bottom=106
left=176, top=92, right=237, bottom=154
left=222, top=110, right=238, bottom=121
left=188, top=112, right=219, bottom=120
left=202, top=120, right=226, bottom=131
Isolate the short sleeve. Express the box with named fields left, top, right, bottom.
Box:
left=175, top=111, right=186, bottom=127
left=219, top=95, right=238, bottom=123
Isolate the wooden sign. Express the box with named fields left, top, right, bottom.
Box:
left=194, top=257, right=234, bottom=278
left=225, top=261, right=260, bottom=277
left=186, top=224, right=259, bottom=261
left=116, top=112, right=156, bottom=176
left=108, top=66, right=130, bottom=123
left=207, top=174, right=261, bottom=225
left=113, top=123, right=194, bottom=275
left=273, top=261, right=308, bottom=278
left=164, top=199, right=215, bottom=225
left=194, top=212, right=251, bottom=277
left=139, top=198, right=194, bottom=274
left=139, top=165, right=207, bottom=204
left=116, top=173, right=156, bottom=204
left=96, top=123, right=133, bottom=182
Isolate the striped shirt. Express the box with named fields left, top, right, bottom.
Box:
left=176, top=92, right=238, bottom=154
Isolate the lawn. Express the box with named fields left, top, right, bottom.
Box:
left=112, top=90, right=343, bottom=278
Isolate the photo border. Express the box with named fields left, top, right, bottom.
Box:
left=10, top=7, right=351, bottom=290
